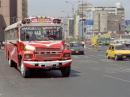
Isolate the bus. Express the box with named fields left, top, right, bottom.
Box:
left=4, top=17, right=72, bottom=78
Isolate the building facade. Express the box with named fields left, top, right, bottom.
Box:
left=62, top=17, right=74, bottom=41
left=77, top=2, right=125, bottom=35
left=0, top=0, right=10, bottom=27
left=0, top=0, right=28, bottom=41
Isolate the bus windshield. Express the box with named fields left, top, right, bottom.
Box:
left=20, top=26, right=63, bottom=41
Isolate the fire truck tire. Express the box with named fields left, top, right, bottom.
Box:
left=61, top=66, right=71, bottom=77
left=20, top=62, right=30, bottom=78
left=8, top=59, right=15, bottom=67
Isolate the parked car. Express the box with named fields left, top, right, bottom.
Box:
left=70, top=42, right=85, bottom=55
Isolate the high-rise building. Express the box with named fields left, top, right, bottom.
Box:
left=62, top=17, right=74, bottom=41
left=77, top=2, right=125, bottom=33
left=0, top=0, right=28, bottom=41
left=0, top=0, right=10, bottom=26
left=17, top=0, right=28, bottom=22
left=10, top=0, right=28, bottom=24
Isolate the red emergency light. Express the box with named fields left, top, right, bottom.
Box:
left=22, top=17, right=61, bottom=24
left=53, top=19, right=61, bottom=24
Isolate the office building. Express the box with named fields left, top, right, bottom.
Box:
left=77, top=2, right=125, bottom=34
left=0, top=0, right=28, bottom=41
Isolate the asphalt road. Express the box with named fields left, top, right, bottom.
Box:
left=0, top=46, right=130, bottom=97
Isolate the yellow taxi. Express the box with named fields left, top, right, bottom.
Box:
left=106, top=43, right=130, bottom=60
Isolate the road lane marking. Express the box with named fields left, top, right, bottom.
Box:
left=104, top=74, right=130, bottom=83
left=120, top=68, right=130, bottom=73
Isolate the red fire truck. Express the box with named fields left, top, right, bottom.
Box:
left=4, top=17, right=72, bottom=78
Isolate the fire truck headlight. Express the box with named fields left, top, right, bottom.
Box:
left=24, top=54, right=33, bottom=59
left=25, top=45, right=35, bottom=51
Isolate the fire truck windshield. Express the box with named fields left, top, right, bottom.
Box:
left=20, top=26, right=63, bottom=41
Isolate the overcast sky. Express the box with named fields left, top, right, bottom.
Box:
left=28, top=0, right=130, bottom=19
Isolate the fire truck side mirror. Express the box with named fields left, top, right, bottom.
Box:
left=9, top=42, right=17, bottom=46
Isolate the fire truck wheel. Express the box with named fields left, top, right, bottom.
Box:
left=61, top=66, right=71, bottom=77
left=20, top=62, right=30, bottom=78
left=8, top=59, right=15, bottom=67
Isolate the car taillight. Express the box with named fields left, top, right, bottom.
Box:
left=64, top=53, right=71, bottom=57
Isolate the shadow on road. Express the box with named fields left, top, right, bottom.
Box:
left=24, top=69, right=81, bottom=79
left=108, top=58, right=130, bottom=62
left=70, top=69, right=80, bottom=77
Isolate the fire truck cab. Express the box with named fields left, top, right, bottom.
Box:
left=4, top=17, right=72, bottom=78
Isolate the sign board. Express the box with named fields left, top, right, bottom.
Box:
left=84, top=20, right=93, bottom=25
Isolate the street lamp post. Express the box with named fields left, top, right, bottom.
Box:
left=81, top=0, right=84, bottom=41
left=65, top=0, right=81, bottom=17
left=65, top=0, right=81, bottom=41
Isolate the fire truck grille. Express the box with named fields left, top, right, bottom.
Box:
left=35, top=47, right=62, bottom=60
left=35, top=53, right=61, bottom=61
left=36, top=48, right=61, bottom=51
left=36, top=54, right=61, bottom=58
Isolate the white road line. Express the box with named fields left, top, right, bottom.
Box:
left=104, top=74, right=130, bottom=83
left=119, top=68, right=130, bottom=73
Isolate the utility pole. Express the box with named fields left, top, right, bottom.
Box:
left=81, top=0, right=84, bottom=41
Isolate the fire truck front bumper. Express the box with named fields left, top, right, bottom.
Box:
left=23, top=59, right=72, bottom=69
